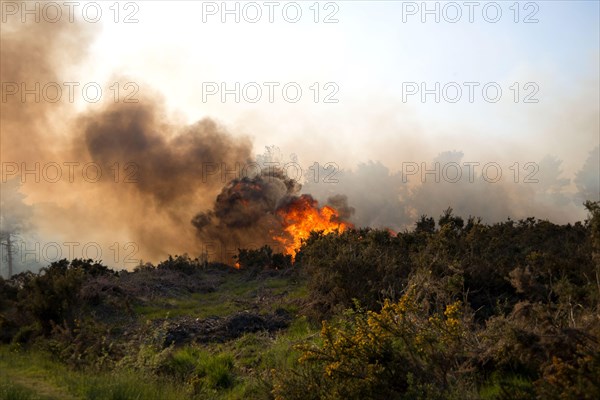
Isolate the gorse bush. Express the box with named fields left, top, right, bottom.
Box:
left=17, top=259, right=113, bottom=335
left=274, top=272, right=600, bottom=399
left=235, top=245, right=292, bottom=272
left=296, top=206, right=597, bottom=323
left=296, top=228, right=415, bottom=320
left=156, top=254, right=207, bottom=274
left=273, top=203, right=600, bottom=400
left=274, top=271, right=480, bottom=400
left=0, top=202, right=598, bottom=399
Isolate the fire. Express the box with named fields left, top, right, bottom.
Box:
left=274, top=195, right=352, bottom=257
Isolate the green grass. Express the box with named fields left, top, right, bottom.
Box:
left=479, top=373, right=536, bottom=399
left=0, top=273, right=314, bottom=400
left=0, top=381, right=50, bottom=400
left=134, top=291, right=243, bottom=320
left=0, top=347, right=191, bottom=400
left=134, top=275, right=307, bottom=320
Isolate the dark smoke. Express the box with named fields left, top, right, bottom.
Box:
left=325, top=194, right=355, bottom=223
left=190, top=165, right=358, bottom=261
left=1, top=13, right=595, bottom=270
left=0, top=16, right=95, bottom=163
left=77, top=100, right=253, bottom=206
left=192, top=168, right=301, bottom=258
left=1, top=16, right=256, bottom=263
left=1, top=16, right=353, bottom=266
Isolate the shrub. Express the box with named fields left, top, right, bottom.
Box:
left=156, top=254, right=206, bottom=275
left=235, top=245, right=292, bottom=271
left=274, top=275, right=479, bottom=400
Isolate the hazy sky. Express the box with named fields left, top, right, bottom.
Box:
left=1, top=0, right=598, bottom=270
left=77, top=0, right=599, bottom=174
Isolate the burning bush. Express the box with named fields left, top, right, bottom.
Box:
left=192, top=166, right=355, bottom=263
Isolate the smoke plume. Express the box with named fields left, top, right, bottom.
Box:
left=1, top=14, right=597, bottom=272
left=1, top=17, right=256, bottom=266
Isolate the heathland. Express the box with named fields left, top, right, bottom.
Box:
left=1, top=202, right=599, bottom=400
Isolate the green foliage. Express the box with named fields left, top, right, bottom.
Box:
left=153, top=346, right=235, bottom=395
left=17, top=260, right=84, bottom=335
left=438, top=207, right=464, bottom=231
left=415, top=214, right=436, bottom=233
left=156, top=254, right=207, bottom=275
left=0, top=278, right=21, bottom=343
left=0, top=346, right=191, bottom=400
left=275, top=204, right=600, bottom=399
left=296, top=228, right=414, bottom=320
left=536, top=350, right=600, bottom=399
left=0, top=383, right=39, bottom=400
left=479, top=373, right=536, bottom=400
left=274, top=272, right=479, bottom=400
left=297, top=208, right=596, bottom=322
left=235, top=245, right=292, bottom=271
left=0, top=277, right=18, bottom=310
left=1, top=204, right=599, bottom=399
left=196, top=352, right=235, bottom=391
left=44, top=318, right=121, bottom=369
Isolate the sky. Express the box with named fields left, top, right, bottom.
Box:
left=76, top=0, right=599, bottom=175
left=1, top=0, right=599, bottom=271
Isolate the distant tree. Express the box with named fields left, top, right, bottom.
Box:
left=575, top=147, right=600, bottom=203
left=0, top=178, right=33, bottom=278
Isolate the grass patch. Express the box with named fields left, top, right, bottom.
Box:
left=479, top=373, right=536, bottom=399
left=0, top=381, right=49, bottom=400
left=134, top=275, right=307, bottom=320
left=0, top=346, right=191, bottom=400
left=133, top=291, right=243, bottom=320
left=0, top=272, right=313, bottom=400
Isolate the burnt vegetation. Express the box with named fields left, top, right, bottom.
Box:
left=1, top=202, right=599, bottom=399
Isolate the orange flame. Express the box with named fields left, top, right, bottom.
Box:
left=274, top=195, right=352, bottom=257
